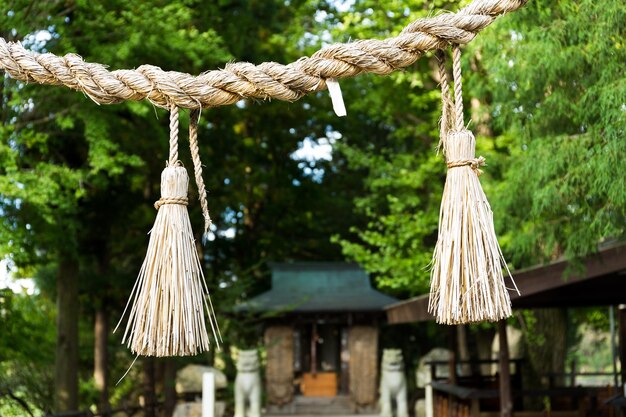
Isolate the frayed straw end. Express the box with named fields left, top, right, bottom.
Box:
left=429, top=129, right=515, bottom=325
left=117, top=164, right=220, bottom=356
left=201, top=215, right=212, bottom=246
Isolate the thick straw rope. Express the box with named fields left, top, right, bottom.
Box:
left=0, top=0, right=527, bottom=109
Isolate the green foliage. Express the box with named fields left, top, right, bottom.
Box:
left=0, top=289, right=55, bottom=415
left=1, top=0, right=624, bottom=413
left=336, top=0, right=626, bottom=297
left=516, top=310, right=544, bottom=348
left=468, top=0, right=626, bottom=266
left=333, top=147, right=442, bottom=295
left=1, top=0, right=379, bottom=413
left=323, top=0, right=461, bottom=297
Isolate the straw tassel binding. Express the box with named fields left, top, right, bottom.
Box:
left=429, top=46, right=519, bottom=325
left=116, top=105, right=220, bottom=356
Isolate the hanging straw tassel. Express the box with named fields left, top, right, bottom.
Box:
left=116, top=105, right=220, bottom=356
left=429, top=46, right=519, bottom=325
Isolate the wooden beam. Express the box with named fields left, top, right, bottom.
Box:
left=385, top=294, right=434, bottom=324
left=385, top=244, right=626, bottom=324
left=510, top=244, right=626, bottom=301
left=498, top=321, right=513, bottom=417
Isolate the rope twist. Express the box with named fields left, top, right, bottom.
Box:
left=436, top=49, right=454, bottom=150
left=168, top=105, right=180, bottom=165
left=452, top=45, right=465, bottom=132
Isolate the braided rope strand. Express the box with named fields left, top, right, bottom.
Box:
left=436, top=49, right=454, bottom=151
left=169, top=105, right=179, bottom=165
left=452, top=45, right=465, bottom=132
left=0, top=0, right=527, bottom=109
left=189, top=109, right=212, bottom=241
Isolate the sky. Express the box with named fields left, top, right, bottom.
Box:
left=0, top=259, right=36, bottom=294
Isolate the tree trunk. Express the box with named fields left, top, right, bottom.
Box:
left=475, top=326, right=496, bottom=376
left=519, top=308, right=567, bottom=409
left=498, top=320, right=513, bottom=417
left=470, top=97, right=493, bottom=137
left=618, top=305, right=626, bottom=392
left=457, top=325, right=471, bottom=376
left=163, top=358, right=177, bottom=417
left=526, top=309, right=567, bottom=385
left=94, top=305, right=110, bottom=414
left=143, top=357, right=157, bottom=417
left=55, top=257, right=79, bottom=412
left=448, top=326, right=457, bottom=384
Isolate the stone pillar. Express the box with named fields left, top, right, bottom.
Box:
left=265, top=326, right=294, bottom=405
left=348, top=326, right=379, bottom=408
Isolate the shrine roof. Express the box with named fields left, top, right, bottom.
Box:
left=236, top=262, right=398, bottom=313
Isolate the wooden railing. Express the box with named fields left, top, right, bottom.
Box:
left=428, top=359, right=620, bottom=417
left=44, top=402, right=164, bottom=417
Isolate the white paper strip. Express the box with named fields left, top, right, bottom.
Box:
left=326, top=78, right=347, bottom=117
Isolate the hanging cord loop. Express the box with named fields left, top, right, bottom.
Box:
left=168, top=104, right=180, bottom=165
left=436, top=49, right=454, bottom=150
left=155, top=104, right=189, bottom=209
left=438, top=45, right=485, bottom=175
left=189, top=109, right=213, bottom=242
left=155, top=105, right=212, bottom=237
left=437, top=45, right=466, bottom=136
left=452, top=45, right=465, bottom=132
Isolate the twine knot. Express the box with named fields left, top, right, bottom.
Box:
left=154, top=196, right=189, bottom=210
left=446, top=156, right=486, bottom=175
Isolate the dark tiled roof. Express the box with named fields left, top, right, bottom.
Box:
left=237, top=262, right=398, bottom=313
